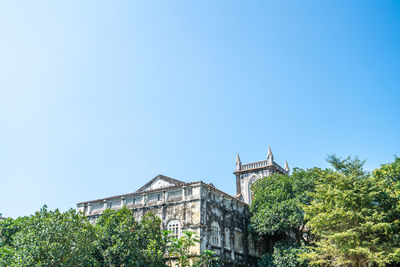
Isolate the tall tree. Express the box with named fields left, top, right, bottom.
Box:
left=373, top=156, right=400, bottom=201
left=93, top=207, right=166, bottom=266
left=0, top=206, right=97, bottom=266
left=0, top=206, right=169, bottom=266
left=250, top=168, right=321, bottom=267
left=165, top=230, right=218, bottom=267
left=300, top=156, right=400, bottom=267
left=250, top=167, right=321, bottom=244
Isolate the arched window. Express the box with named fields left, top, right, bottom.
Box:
left=224, top=228, right=230, bottom=248
left=248, top=175, right=259, bottom=205
left=210, top=221, right=220, bottom=246
left=167, top=220, right=180, bottom=237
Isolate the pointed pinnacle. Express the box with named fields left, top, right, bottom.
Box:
left=285, top=160, right=290, bottom=172
left=236, top=153, right=241, bottom=163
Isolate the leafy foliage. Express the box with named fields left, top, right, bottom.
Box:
left=373, top=156, right=400, bottom=182
left=271, top=241, right=308, bottom=267
left=258, top=252, right=274, bottom=267
left=93, top=207, right=166, bottom=266
left=250, top=167, right=321, bottom=243
left=300, top=155, right=400, bottom=266
left=258, top=241, right=308, bottom=267
left=0, top=206, right=167, bottom=266
left=0, top=206, right=97, bottom=266
left=250, top=168, right=319, bottom=267
left=326, top=154, right=367, bottom=176
left=373, top=156, right=400, bottom=205
left=166, top=230, right=218, bottom=267
left=0, top=205, right=217, bottom=267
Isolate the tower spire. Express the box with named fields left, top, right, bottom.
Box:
left=285, top=160, right=290, bottom=173
left=235, top=153, right=241, bottom=171
left=267, top=146, right=274, bottom=164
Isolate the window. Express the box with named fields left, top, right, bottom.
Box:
left=225, top=228, right=230, bottom=248
left=108, top=202, right=112, bottom=209
left=157, top=194, right=161, bottom=201
left=210, top=221, right=220, bottom=246
left=234, top=228, right=244, bottom=253
left=248, top=234, right=255, bottom=251
left=248, top=175, right=258, bottom=205
left=167, top=220, right=180, bottom=237
left=186, top=187, right=192, bottom=196
left=132, top=198, right=136, bottom=205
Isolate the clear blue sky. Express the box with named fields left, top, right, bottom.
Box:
left=1, top=1, right=399, bottom=218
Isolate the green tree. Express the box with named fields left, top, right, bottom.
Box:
left=373, top=156, right=400, bottom=181
left=166, top=230, right=218, bottom=267
left=373, top=156, right=400, bottom=201
left=372, top=156, right=400, bottom=263
left=250, top=168, right=321, bottom=266
left=0, top=205, right=97, bottom=266
left=300, top=155, right=400, bottom=267
left=250, top=168, right=321, bottom=244
left=258, top=241, right=308, bottom=267
left=0, top=206, right=170, bottom=266
left=93, top=207, right=166, bottom=266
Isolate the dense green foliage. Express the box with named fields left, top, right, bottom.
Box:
left=0, top=206, right=96, bottom=266
left=0, top=206, right=219, bottom=267
left=252, top=155, right=400, bottom=267
left=250, top=168, right=320, bottom=266
left=258, top=241, right=308, bottom=267
left=300, top=156, right=400, bottom=266
left=93, top=207, right=166, bottom=266
left=166, top=230, right=218, bottom=267
left=373, top=156, right=400, bottom=201
left=0, top=206, right=167, bottom=266
left=250, top=168, right=321, bottom=243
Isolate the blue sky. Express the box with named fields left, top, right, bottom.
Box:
left=1, top=1, right=399, bottom=218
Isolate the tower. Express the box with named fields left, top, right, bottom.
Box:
left=233, top=147, right=289, bottom=205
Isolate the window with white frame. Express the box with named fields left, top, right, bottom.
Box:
left=210, top=221, right=221, bottom=246
left=167, top=220, right=180, bottom=237
left=224, top=228, right=230, bottom=248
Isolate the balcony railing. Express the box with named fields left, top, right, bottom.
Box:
left=241, top=160, right=270, bottom=170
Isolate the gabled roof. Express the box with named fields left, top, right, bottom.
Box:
left=135, top=174, right=186, bottom=193
left=76, top=175, right=248, bottom=206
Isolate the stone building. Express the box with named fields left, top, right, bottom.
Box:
left=77, top=147, right=289, bottom=266
left=234, top=146, right=289, bottom=205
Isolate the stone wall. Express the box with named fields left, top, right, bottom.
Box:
left=77, top=181, right=264, bottom=266
left=78, top=183, right=203, bottom=256
left=199, top=184, right=261, bottom=267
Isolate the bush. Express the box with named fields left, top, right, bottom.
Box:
left=258, top=241, right=308, bottom=267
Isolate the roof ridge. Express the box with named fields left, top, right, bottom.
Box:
left=77, top=181, right=200, bottom=205
left=135, top=174, right=186, bottom=193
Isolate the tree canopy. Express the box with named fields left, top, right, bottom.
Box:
left=0, top=206, right=166, bottom=266
left=250, top=168, right=322, bottom=266
left=0, top=206, right=96, bottom=266
left=300, top=156, right=400, bottom=267
left=251, top=155, right=400, bottom=267
left=93, top=207, right=165, bottom=266
left=250, top=167, right=321, bottom=243
left=0, top=206, right=218, bottom=267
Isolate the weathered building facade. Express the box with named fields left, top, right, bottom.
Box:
left=77, top=148, right=289, bottom=266
left=234, top=146, right=289, bottom=205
